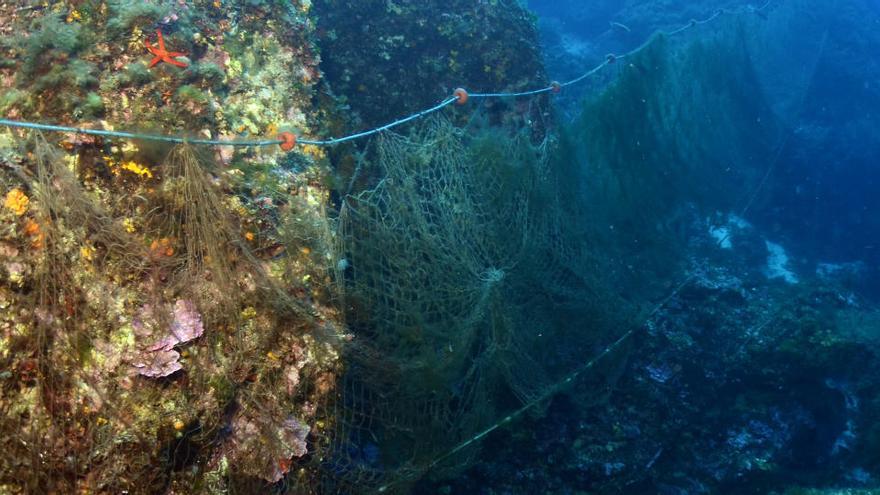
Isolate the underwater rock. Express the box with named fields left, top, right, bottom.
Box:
left=0, top=1, right=345, bottom=491
left=313, top=0, right=549, bottom=136
left=765, top=240, right=799, bottom=284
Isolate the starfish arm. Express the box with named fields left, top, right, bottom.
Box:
left=145, top=31, right=188, bottom=69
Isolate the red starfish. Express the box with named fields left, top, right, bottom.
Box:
left=146, top=30, right=188, bottom=68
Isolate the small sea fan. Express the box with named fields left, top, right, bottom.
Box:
left=166, top=299, right=205, bottom=348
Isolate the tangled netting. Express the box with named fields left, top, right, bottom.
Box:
left=319, top=116, right=631, bottom=493
left=0, top=131, right=348, bottom=493
left=313, top=14, right=788, bottom=489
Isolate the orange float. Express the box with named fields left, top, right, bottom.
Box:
left=550, top=81, right=561, bottom=94
left=278, top=132, right=297, bottom=151
left=454, top=88, right=469, bottom=105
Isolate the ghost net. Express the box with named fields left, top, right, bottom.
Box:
left=325, top=117, right=629, bottom=493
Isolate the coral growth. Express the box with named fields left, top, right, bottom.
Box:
left=222, top=411, right=311, bottom=483
left=2, top=188, right=27, bottom=215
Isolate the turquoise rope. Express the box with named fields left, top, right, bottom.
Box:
left=298, top=96, right=458, bottom=146
left=0, top=119, right=283, bottom=147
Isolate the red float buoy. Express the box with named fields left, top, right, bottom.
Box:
left=454, top=88, right=469, bottom=105
left=550, top=81, right=561, bottom=94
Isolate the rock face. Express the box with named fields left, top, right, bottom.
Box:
left=313, top=0, right=550, bottom=135
left=0, top=2, right=342, bottom=492
left=0, top=2, right=323, bottom=148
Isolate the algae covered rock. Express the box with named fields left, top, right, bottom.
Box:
left=313, top=0, right=550, bottom=135
left=0, top=1, right=344, bottom=492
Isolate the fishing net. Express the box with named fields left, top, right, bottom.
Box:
left=310, top=16, right=785, bottom=492
left=314, top=115, right=629, bottom=493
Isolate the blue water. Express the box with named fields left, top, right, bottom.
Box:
left=419, top=1, right=880, bottom=493
left=533, top=0, right=880, bottom=295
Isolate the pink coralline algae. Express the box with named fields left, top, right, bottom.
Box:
left=265, top=417, right=311, bottom=483
left=282, top=417, right=310, bottom=458
left=133, top=347, right=183, bottom=378
left=132, top=300, right=204, bottom=378
left=151, top=299, right=205, bottom=351
left=224, top=413, right=311, bottom=483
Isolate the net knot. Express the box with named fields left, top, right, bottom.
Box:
left=480, top=268, right=505, bottom=284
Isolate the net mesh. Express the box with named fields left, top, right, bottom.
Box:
left=315, top=18, right=781, bottom=492
left=321, top=116, right=628, bottom=492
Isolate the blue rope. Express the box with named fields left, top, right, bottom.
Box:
left=471, top=87, right=555, bottom=98
left=0, top=0, right=772, bottom=152
left=0, top=119, right=284, bottom=147
left=298, top=96, right=458, bottom=146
